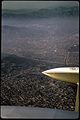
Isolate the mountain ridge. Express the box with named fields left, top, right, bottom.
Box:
left=2, top=6, right=79, bottom=18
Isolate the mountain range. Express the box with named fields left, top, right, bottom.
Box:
left=2, top=6, right=79, bottom=18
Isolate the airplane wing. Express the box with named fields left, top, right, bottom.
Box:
left=42, top=67, right=79, bottom=84
left=42, top=67, right=79, bottom=112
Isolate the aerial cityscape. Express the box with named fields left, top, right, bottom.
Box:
left=1, top=1, right=79, bottom=111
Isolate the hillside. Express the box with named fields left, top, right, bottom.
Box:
left=2, top=6, right=79, bottom=18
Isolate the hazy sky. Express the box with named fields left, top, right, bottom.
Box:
left=2, top=1, right=79, bottom=10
